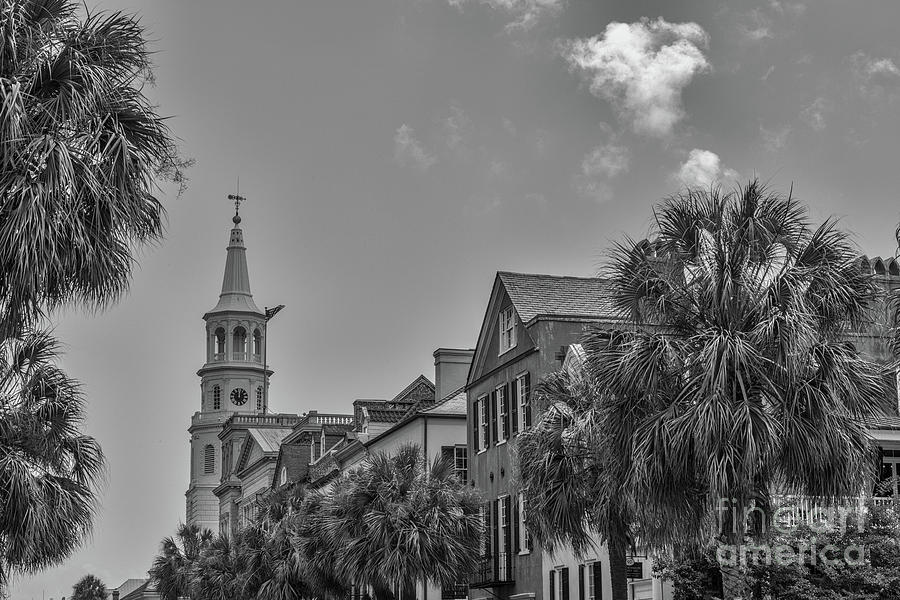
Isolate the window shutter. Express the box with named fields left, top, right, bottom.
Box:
left=592, top=562, right=602, bottom=600
left=492, top=499, right=500, bottom=576
left=511, top=378, right=519, bottom=435
left=549, top=571, right=556, bottom=600
left=513, top=494, right=520, bottom=553
left=578, top=565, right=585, bottom=600
left=501, top=385, right=510, bottom=440
left=524, top=373, right=532, bottom=427
left=490, top=390, right=498, bottom=445
left=472, top=399, right=479, bottom=452
left=504, top=495, right=512, bottom=557
left=562, top=567, right=570, bottom=600
left=484, top=502, right=492, bottom=559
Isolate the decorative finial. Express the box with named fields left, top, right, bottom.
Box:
left=227, top=193, right=246, bottom=224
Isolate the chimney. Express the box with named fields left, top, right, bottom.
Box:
left=433, top=348, right=474, bottom=401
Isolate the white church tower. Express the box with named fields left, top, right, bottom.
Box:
left=185, top=200, right=272, bottom=533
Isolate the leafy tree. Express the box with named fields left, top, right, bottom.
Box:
left=517, top=359, right=636, bottom=600
left=0, top=331, right=104, bottom=589
left=0, top=0, right=185, bottom=590
left=149, top=523, right=212, bottom=600
left=0, top=0, right=187, bottom=330
left=71, top=574, right=107, bottom=600
left=296, top=443, right=482, bottom=600
left=588, top=181, right=893, bottom=598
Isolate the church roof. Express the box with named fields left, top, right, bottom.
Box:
left=249, top=427, right=292, bottom=453
left=207, top=211, right=262, bottom=315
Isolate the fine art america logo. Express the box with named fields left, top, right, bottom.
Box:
left=714, top=498, right=871, bottom=568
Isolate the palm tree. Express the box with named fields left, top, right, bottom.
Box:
left=189, top=533, right=245, bottom=600
left=71, top=574, right=107, bottom=600
left=517, top=360, right=633, bottom=600
left=149, top=523, right=213, bottom=600
left=587, top=181, right=893, bottom=598
left=0, top=1, right=184, bottom=587
left=297, top=444, right=482, bottom=600
left=0, top=331, right=104, bottom=589
left=0, top=0, right=186, bottom=330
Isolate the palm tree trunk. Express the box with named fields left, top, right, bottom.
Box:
left=371, top=581, right=396, bottom=600
left=719, top=562, right=749, bottom=600
left=608, top=525, right=628, bottom=600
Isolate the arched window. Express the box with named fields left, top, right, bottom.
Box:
left=232, top=326, right=247, bottom=360
left=280, top=466, right=288, bottom=486
left=214, top=327, right=226, bottom=359
left=213, top=385, right=222, bottom=410
left=256, top=387, right=263, bottom=411
left=204, top=444, right=215, bottom=474
left=253, top=329, right=262, bottom=360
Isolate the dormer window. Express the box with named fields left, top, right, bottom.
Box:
left=499, top=307, right=517, bottom=354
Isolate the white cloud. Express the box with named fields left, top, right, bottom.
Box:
left=581, top=142, right=631, bottom=179
left=448, top=0, right=565, bottom=31
left=442, top=105, right=471, bottom=152
left=393, top=125, right=436, bottom=171
left=800, top=97, right=830, bottom=131
left=563, top=18, right=710, bottom=137
left=760, top=123, right=791, bottom=152
left=675, top=149, right=738, bottom=188
left=849, top=52, right=900, bottom=101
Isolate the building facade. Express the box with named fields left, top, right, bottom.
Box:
left=185, top=208, right=277, bottom=534
left=466, top=272, right=676, bottom=600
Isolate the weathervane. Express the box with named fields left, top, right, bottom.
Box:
left=228, top=178, right=246, bottom=223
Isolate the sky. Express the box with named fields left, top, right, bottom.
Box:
left=11, top=0, right=900, bottom=596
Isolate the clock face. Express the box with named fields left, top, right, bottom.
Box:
left=231, top=388, right=248, bottom=406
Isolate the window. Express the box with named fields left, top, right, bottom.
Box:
left=454, top=446, right=468, bottom=483
left=253, top=328, right=262, bottom=360
left=497, top=384, right=509, bottom=443
left=214, top=327, right=226, bottom=359
left=213, top=385, right=222, bottom=410
left=518, top=493, right=531, bottom=554
left=232, top=326, right=247, bottom=360
left=204, top=444, right=215, bottom=474
left=443, top=445, right=468, bottom=483
left=586, top=561, right=602, bottom=600
left=499, top=307, right=517, bottom=354
left=478, top=395, right=489, bottom=451
left=517, top=372, right=532, bottom=431
left=280, top=466, right=288, bottom=486
left=256, top=387, right=263, bottom=411
left=498, top=496, right=511, bottom=580
left=550, top=567, right=570, bottom=600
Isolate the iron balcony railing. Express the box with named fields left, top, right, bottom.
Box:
left=470, top=553, right=514, bottom=588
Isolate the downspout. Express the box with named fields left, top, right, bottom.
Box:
left=423, top=415, right=428, bottom=600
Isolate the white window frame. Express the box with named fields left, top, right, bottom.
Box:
left=498, top=307, right=517, bottom=354
left=516, top=371, right=529, bottom=431
left=280, top=466, right=288, bottom=486
left=518, top=493, right=531, bottom=554
left=553, top=565, right=566, bottom=600
left=498, top=495, right=510, bottom=580
left=586, top=560, right=599, bottom=600
left=478, top=394, right=489, bottom=452
left=454, top=446, right=468, bottom=483
left=496, top=384, right=508, bottom=444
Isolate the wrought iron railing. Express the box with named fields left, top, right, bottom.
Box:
left=470, top=554, right=514, bottom=588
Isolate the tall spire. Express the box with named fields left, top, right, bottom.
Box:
left=208, top=196, right=262, bottom=315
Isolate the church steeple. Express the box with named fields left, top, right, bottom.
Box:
left=207, top=201, right=262, bottom=315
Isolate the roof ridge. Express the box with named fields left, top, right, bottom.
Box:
left=498, top=271, right=603, bottom=281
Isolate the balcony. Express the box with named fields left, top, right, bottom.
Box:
left=213, top=352, right=225, bottom=361
left=470, top=554, right=514, bottom=589
left=232, top=352, right=246, bottom=361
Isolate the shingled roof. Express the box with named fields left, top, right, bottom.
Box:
left=497, top=272, right=617, bottom=324
left=366, top=407, right=408, bottom=423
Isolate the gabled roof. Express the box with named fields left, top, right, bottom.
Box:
left=249, top=428, right=291, bottom=453
left=389, top=374, right=435, bottom=404
left=118, top=579, right=150, bottom=600
left=497, top=271, right=616, bottom=324
left=421, top=387, right=467, bottom=416
left=365, top=407, right=408, bottom=423
left=112, top=579, right=147, bottom=599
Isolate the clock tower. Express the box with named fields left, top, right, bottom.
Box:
left=185, top=203, right=272, bottom=533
